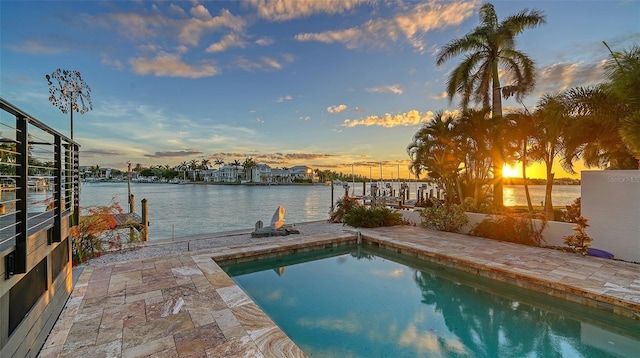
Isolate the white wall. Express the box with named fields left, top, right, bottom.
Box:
left=581, top=170, right=640, bottom=263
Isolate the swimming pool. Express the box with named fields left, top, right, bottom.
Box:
left=223, top=245, right=640, bottom=358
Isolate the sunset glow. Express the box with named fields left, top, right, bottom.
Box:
left=503, top=164, right=520, bottom=178
left=1, top=1, right=637, bottom=178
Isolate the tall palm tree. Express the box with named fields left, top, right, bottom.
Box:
left=200, top=158, right=210, bottom=171
left=530, top=94, right=570, bottom=219
left=506, top=110, right=535, bottom=212
left=214, top=158, right=224, bottom=170
left=436, top=2, right=546, bottom=208
left=231, top=159, right=241, bottom=182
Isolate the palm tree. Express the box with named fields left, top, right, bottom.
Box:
left=231, top=159, right=241, bottom=182
left=530, top=94, right=571, bottom=219
left=407, top=111, right=464, bottom=203
left=561, top=86, right=637, bottom=172
left=436, top=2, right=546, bottom=208
left=214, top=158, right=224, bottom=170
left=506, top=110, right=535, bottom=212
left=200, top=158, right=210, bottom=170
left=242, top=157, right=257, bottom=183
left=604, top=43, right=640, bottom=167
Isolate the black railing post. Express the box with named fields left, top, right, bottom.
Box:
left=72, top=143, right=79, bottom=226
left=15, top=115, right=28, bottom=274
left=53, top=135, right=62, bottom=242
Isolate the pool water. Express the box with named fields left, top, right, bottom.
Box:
left=223, top=245, right=640, bottom=358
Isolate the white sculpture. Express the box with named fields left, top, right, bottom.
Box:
left=270, top=205, right=285, bottom=229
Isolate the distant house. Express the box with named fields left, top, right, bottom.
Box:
left=290, top=165, right=314, bottom=181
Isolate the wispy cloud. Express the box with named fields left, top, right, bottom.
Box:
left=235, top=55, right=292, bottom=72
left=327, top=104, right=348, bottom=113
left=246, top=0, right=370, bottom=21
left=430, top=91, right=448, bottom=100
left=8, top=39, right=64, bottom=54
left=366, top=84, right=403, bottom=95
left=130, top=52, right=219, bottom=78
left=144, top=150, right=204, bottom=158
left=342, top=109, right=460, bottom=128
left=295, top=1, right=476, bottom=52
left=206, top=33, right=247, bottom=53
left=536, top=61, right=606, bottom=94
left=255, top=37, right=274, bottom=46
left=80, top=149, right=125, bottom=157
left=277, top=95, right=292, bottom=103
left=178, top=7, right=246, bottom=46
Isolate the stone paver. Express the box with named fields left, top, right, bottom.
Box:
left=38, top=227, right=639, bottom=357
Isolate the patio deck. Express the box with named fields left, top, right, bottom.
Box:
left=38, top=226, right=640, bottom=357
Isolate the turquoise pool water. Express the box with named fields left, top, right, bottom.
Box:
left=223, top=245, right=639, bottom=357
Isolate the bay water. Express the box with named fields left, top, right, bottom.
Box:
left=73, top=182, right=580, bottom=240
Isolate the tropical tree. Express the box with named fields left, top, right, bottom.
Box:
left=530, top=94, right=569, bottom=219
left=436, top=3, right=546, bottom=208
left=242, top=157, right=257, bottom=183
left=603, top=43, right=640, bottom=167
left=561, top=86, right=637, bottom=172
left=230, top=159, right=241, bottom=182
left=505, top=110, right=535, bottom=212
left=407, top=111, right=463, bottom=204
left=214, top=158, right=224, bottom=170
left=46, top=68, right=93, bottom=140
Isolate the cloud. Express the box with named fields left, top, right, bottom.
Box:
left=246, top=0, right=370, bottom=21
left=277, top=95, right=292, bottom=103
left=8, top=39, right=64, bottom=54
left=327, top=104, right=348, bottom=113
left=536, top=61, right=606, bottom=94
left=430, top=91, right=448, bottom=99
left=179, top=8, right=246, bottom=46
left=342, top=110, right=457, bottom=128
left=235, top=55, right=291, bottom=72
left=295, top=1, right=475, bottom=52
left=144, top=150, right=203, bottom=158
left=101, top=53, right=124, bottom=70
left=255, top=37, right=274, bottom=46
left=130, top=52, right=219, bottom=78
left=206, top=33, right=247, bottom=53
left=80, top=149, right=124, bottom=157
left=366, top=84, right=403, bottom=95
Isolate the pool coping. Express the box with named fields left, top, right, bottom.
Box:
left=39, top=226, right=639, bottom=357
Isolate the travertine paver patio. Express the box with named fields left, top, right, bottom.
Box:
left=38, top=227, right=639, bottom=357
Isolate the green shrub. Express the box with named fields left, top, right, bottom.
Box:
left=343, top=206, right=403, bottom=228
left=470, top=212, right=547, bottom=246
left=420, top=198, right=469, bottom=233
left=329, top=195, right=360, bottom=223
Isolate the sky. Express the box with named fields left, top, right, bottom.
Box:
left=1, top=0, right=639, bottom=180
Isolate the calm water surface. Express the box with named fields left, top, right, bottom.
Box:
left=225, top=246, right=638, bottom=358
left=72, top=182, right=580, bottom=240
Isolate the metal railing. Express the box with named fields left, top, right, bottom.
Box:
left=0, top=97, right=79, bottom=276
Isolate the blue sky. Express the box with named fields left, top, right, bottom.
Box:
left=1, top=0, right=638, bottom=179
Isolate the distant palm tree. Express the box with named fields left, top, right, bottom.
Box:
left=214, top=158, right=224, bottom=170
left=243, top=157, right=257, bottom=183
left=231, top=159, right=241, bottom=182
left=436, top=2, right=546, bottom=208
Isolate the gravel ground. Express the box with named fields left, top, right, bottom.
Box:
left=82, top=220, right=353, bottom=267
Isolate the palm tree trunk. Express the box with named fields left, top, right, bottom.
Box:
left=522, top=140, right=533, bottom=212
left=492, top=71, right=504, bottom=209
left=544, top=171, right=554, bottom=220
